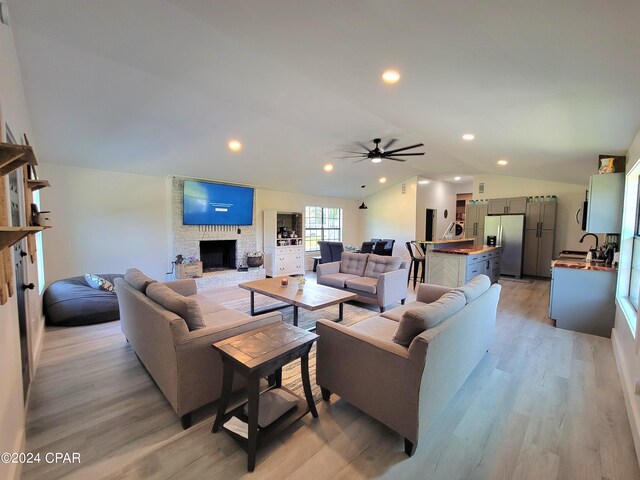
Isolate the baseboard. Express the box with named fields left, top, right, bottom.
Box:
left=611, top=327, right=640, bottom=465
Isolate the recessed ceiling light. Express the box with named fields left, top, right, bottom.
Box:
left=462, top=133, right=475, bottom=141
left=324, top=163, right=334, bottom=172
left=497, top=159, right=508, bottom=166
left=382, top=70, right=400, bottom=84
left=418, top=179, right=430, bottom=185
left=454, top=176, right=461, bottom=181
left=379, top=177, right=387, bottom=184
left=228, top=140, right=242, bottom=151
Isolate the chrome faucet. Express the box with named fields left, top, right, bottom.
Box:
left=579, top=233, right=599, bottom=250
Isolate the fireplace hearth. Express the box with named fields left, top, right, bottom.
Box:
left=200, top=240, right=236, bottom=272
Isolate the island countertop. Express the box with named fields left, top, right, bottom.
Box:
left=430, top=245, right=500, bottom=256
left=420, top=238, right=476, bottom=245
left=551, top=258, right=617, bottom=272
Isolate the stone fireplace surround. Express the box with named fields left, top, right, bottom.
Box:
left=172, top=177, right=264, bottom=287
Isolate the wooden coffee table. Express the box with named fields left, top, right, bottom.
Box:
left=211, top=322, right=318, bottom=472
left=238, top=277, right=357, bottom=329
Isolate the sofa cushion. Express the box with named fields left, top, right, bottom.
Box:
left=318, top=273, right=360, bottom=289
left=349, top=315, right=399, bottom=342
left=363, top=254, right=402, bottom=279
left=84, top=273, right=116, bottom=293
left=191, top=293, right=229, bottom=315
left=392, top=290, right=466, bottom=346
left=124, top=268, right=157, bottom=293
left=380, top=300, right=427, bottom=322
left=345, top=276, right=377, bottom=294
left=340, top=252, right=369, bottom=276
left=455, top=274, right=491, bottom=302
left=204, top=308, right=250, bottom=328
left=146, top=282, right=206, bottom=331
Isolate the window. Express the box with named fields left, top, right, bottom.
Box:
left=617, top=160, right=640, bottom=336
left=32, top=190, right=45, bottom=294
left=304, top=206, right=342, bottom=252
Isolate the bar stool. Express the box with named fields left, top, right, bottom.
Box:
left=405, top=241, right=425, bottom=289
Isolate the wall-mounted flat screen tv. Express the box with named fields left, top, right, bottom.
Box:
left=183, top=180, right=254, bottom=225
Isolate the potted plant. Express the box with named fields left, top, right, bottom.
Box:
left=297, top=277, right=306, bottom=291
left=246, top=251, right=264, bottom=268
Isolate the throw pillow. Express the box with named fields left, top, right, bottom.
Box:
left=455, top=274, right=491, bottom=302
left=84, top=273, right=115, bottom=293
left=242, top=388, right=298, bottom=428
left=146, top=282, right=206, bottom=331
left=392, top=290, right=466, bottom=347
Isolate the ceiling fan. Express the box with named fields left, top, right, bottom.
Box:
left=336, top=138, right=425, bottom=163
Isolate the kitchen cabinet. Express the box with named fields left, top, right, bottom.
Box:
left=464, top=203, right=487, bottom=245
left=427, top=248, right=501, bottom=287
left=263, top=210, right=305, bottom=277
left=586, top=173, right=625, bottom=233
left=522, top=202, right=557, bottom=278
left=488, top=197, right=527, bottom=215
left=549, top=265, right=616, bottom=337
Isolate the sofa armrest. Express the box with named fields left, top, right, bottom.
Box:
left=162, top=279, right=197, bottom=296
left=416, top=284, right=453, bottom=304
left=317, top=261, right=340, bottom=276
left=376, top=268, right=409, bottom=306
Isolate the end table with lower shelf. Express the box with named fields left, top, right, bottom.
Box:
left=211, top=321, right=319, bottom=472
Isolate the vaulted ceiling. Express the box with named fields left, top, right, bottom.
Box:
left=8, top=0, right=640, bottom=198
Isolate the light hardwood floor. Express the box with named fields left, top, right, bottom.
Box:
left=22, top=278, right=640, bottom=479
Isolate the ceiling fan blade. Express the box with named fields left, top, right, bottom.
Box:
left=355, top=142, right=373, bottom=153
left=383, top=138, right=398, bottom=150
left=384, top=157, right=407, bottom=162
left=384, top=152, right=425, bottom=156
left=335, top=155, right=366, bottom=158
left=341, top=150, right=368, bottom=154
left=352, top=158, right=370, bottom=163
left=385, top=143, right=425, bottom=154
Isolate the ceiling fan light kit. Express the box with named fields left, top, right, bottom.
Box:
left=337, top=138, right=425, bottom=164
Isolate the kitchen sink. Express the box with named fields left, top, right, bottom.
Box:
left=557, top=250, right=588, bottom=260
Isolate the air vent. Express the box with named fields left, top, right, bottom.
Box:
left=479, top=182, right=485, bottom=194
left=401, top=183, right=406, bottom=194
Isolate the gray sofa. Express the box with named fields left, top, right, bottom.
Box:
left=316, top=275, right=501, bottom=455
left=115, top=268, right=283, bottom=428
left=316, top=252, right=408, bottom=312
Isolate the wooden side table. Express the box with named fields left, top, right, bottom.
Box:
left=211, top=322, right=319, bottom=472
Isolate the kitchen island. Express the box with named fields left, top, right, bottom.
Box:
left=422, top=238, right=501, bottom=287
left=549, top=258, right=617, bottom=337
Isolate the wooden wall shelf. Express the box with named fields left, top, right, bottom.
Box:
left=0, top=143, right=37, bottom=176
left=0, top=226, right=49, bottom=251
left=27, top=179, right=50, bottom=191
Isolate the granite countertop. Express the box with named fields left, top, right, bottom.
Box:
left=552, top=258, right=617, bottom=272
left=431, top=245, right=500, bottom=256
left=421, top=238, right=475, bottom=245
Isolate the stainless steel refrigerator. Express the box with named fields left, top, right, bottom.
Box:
left=484, top=215, right=525, bottom=278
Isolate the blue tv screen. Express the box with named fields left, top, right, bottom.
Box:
left=183, top=180, right=254, bottom=225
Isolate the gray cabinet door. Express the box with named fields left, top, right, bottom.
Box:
left=587, top=173, right=624, bottom=233
left=475, top=228, right=484, bottom=246
left=536, top=230, right=554, bottom=278
left=476, top=204, right=488, bottom=230
left=540, top=203, right=557, bottom=230
left=507, top=197, right=527, bottom=214
left=488, top=198, right=507, bottom=215
left=522, top=229, right=539, bottom=276
left=525, top=203, right=540, bottom=230
left=465, top=205, right=474, bottom=224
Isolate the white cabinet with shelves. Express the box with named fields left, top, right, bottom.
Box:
left=263, top=210, right=305, bottom=277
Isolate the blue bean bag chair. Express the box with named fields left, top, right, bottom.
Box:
left=43, top=274, right=123, bottom=326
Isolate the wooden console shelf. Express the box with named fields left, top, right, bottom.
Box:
left=27, top=179, right=50, bottom=191
left=0, top=143, right=37, bottom=176
left=0, top=226, right=49, bottom=251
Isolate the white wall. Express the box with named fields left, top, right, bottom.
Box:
left=362, top=178, right=418, bottom=261
left=39, top=163, right=172, bottom=281
left=415, top=178, right=466, bottom=241
left=473, top=174, right=589, bottom=256
left=0, top=11, right=40, bottom=480
left=612, top=128, right=640, bottom=463
left=256, top=188, right=362, bottom=269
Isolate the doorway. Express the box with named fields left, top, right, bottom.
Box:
left=425, top=209, right=436, bottom=241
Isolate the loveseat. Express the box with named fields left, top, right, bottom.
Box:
left=316, top=275, right=501, bottom=455
left=316, top=252, right=408, bottom=312
left=115, top=268, right=283, bottom=428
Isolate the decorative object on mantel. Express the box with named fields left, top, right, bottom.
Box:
left=359, top=185, right=368, bottom=210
